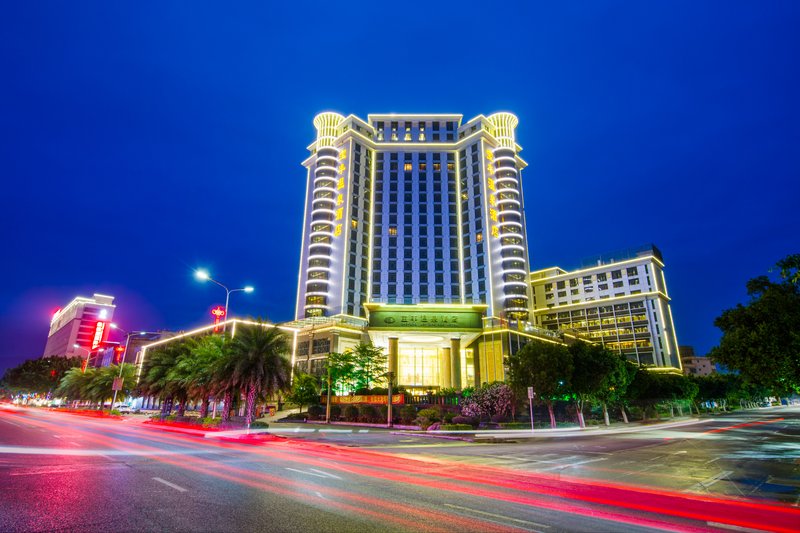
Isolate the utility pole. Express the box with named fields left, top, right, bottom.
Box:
left=387, top=371, right=394, bottom=428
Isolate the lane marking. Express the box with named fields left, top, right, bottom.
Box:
left=286, top=467, right=330, bottom=479
left=444, top=503, right=550, bottom=530
left=309, top=468, right=342, bottom=480
left=0, top=419, right=23, bottom=427
left=152, top=477, right=188, bottom=492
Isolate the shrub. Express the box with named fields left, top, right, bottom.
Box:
left=165, top=415, right=177, bottom=422
left=358, top=404, right=378, bottom=422
left=109, top=409, right=121, bottom=416
left=249, top=421, right=269, bottom=428
left=307, top=404, right=325, bottom=419
left=443, top=411, right=456, bottom=424
left=498, top=422, right=528, bottom=430
left=399, top=405, right=417, bottom=424
left=441, top=424, right=474, bottom=431
left=414, top=408, right=441, bottom=430
left=330, top=405, right=342, bottom=419
left=451, top=415, right=477, bottom=427
left=344, top=405, right=360, bottom=421
left=200, top=417, right=220, bottom=427
left=491, top=413, right=509, bottom=424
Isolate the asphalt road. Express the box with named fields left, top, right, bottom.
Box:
left=1, top=405, right=798, bottom=533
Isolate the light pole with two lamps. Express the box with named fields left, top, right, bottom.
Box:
left=73, top=344, right=92, bottom=372
left=109, top=324, right=161, bottom=409
left=194, top=269, right=254, bottom=332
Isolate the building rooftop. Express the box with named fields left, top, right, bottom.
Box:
left=577, top=244, right=663, bottom=269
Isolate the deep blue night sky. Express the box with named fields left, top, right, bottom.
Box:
left=1, top=2, right=798, bottom=374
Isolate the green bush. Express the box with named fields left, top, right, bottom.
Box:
left=399, top=405, right=417, bottom=424
left=414, top=408, right=441, bottom=430
left=109, top=409, right=121, bottom=416
left=165, top=415, right=178, bottom=422
left=358, top=404, right=378, bottom=421
left=440, top=424, right=474, bottom=431
left=498, top=422, right=528, bottom=429
left=344, top=405, right=360, bottom=421
left=443, top=411, right=456, bottom=424
left=200, top=417, right=220, bottom=427
left=330, top=405, right=342, bottom=419
left=307, top=404, right=324, bottom=419
left=249, top=421, right=269, bottom=428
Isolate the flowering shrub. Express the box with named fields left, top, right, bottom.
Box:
left=460, top=382, right=514, bottom=421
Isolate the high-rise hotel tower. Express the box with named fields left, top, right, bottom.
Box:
left=296, top=112, right=532, bottom=323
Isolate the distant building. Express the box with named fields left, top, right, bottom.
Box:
left=680, top=345, right=715, bottom=376
left=530, top=246, right=681, bottom=370
left=43, top=293, right=115, bottom=362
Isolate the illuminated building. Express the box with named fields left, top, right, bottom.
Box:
left=42, top=293, right=115, bottom=361
left=680, top=345, right=715, bottom=376
left=530, top=245, right=681, bottom=369
left=292, top=112, right=548, bottom=390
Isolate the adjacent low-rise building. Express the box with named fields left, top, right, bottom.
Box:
left=530, top=246, right=681, bottom=370
left=680, top=345, right=715, bottom=376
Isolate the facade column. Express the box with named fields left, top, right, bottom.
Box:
left=440, top=347, right=452, bottom=389
left=450, top=337, right=462, bottom=390
left=473, top=347, right=481, bottom=387
left=388, top=337, right=398, bottom=381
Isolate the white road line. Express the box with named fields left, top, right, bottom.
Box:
left=286, top=467, right=330, bottom=479
left=0, top=419, right=23, bottom=427
left=152, top=477, right=188, bottom=492
left=444, top=503, right=550, bottom=530
left=309, top=468, right=342, bottom=479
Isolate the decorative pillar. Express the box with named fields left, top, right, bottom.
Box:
left=450, top=337, right=462, bottom=390
left=440, top=347, right=452, bottom=389
left=388, top=337, right=398, bottom=378
left=473, top=348, right=481, bottom=387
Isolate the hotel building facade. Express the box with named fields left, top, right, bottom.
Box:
left=530, top=246, right=681, bottom=369
left=293, top=112, right=552, bottom=390
left=43, top=293, right=116, bottom=361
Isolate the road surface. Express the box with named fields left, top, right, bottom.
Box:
left=1, top=405, right=798, bottom=532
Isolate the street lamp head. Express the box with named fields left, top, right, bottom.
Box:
left=110, top=323, right=119, bottom=329
left=244, top=286, right=254, bottom=293
left=195, top=269, right=210, bottom=281
left=73, top=344, right=80, bottom=349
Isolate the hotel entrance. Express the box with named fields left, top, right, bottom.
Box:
left=364, top=303, right=486, bottom=391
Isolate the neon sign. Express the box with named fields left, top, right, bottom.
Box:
left=211, top=306, right=225, bottom=332
left=91, top=321, right=106, bottom=349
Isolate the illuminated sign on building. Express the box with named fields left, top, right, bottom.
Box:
left=91, top=321, right=106, bottom=349
left=368, top=308, right=484, bottom=330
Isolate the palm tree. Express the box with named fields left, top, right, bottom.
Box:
left=140, top=341, right=189, bottom=417
left=174, top=335, right=228, bottom=418
left=56, top=367, right=95, bottom=406
left=229, top=323, right=292, bottom=426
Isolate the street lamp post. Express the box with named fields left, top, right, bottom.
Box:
left=194, top=269, right=253, bottom=332
left=73, top=344, right=92, bottom=373
left=109, top=324, right=160, bottom=409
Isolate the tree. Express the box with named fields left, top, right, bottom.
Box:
left=326, top=351, right=356, bottom=394
left=626, top=370, right=697, bottom=420
left=286, top=373, right=320, bottom=413
left=139, top=341, right=190, bottom=417
left=507, top=341, right=572, bottom=428
left=710, top=254, right=800, bottom=396
left=2, top=356, right=82, bottom=397
left=85, top=364, right=137, bottom=408
left=347, top=343, right=388, bottom=391
left=569, top=342, right=622, bottom=428
left=593, top=359, right=636, bottom=425
left=229, top=324, right=292, bottom=426
left=173, top=335, right=229, bottom=418
left=56, top=367, right=96, bottom=404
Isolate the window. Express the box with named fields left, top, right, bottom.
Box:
left=613, top=281, right=623, bottom=288
left=403, top=163, right=412, bottom=171
left=557, top=281, right=566, bottom=290
left=597, top=273, right=607, bottom=282
left=569, top=278, right=578, bottom=287
left=629, top=278, right=639, bottom=285
left=599, top=284, right=608, bottom=290
left=582, top=276, right=592, bottom=285
left=611, top=270, right=622, bottom=280
left=388, top=227, right=397, bottom=236
left=627, top=267, right=638, bottom=276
